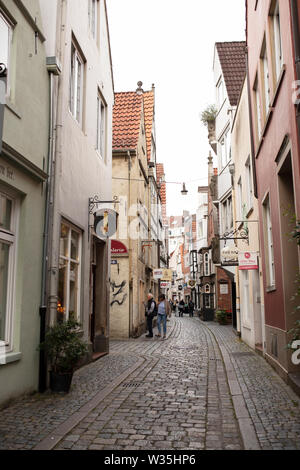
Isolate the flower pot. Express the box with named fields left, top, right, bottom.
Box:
left=50, top=370, right=73, bottom=393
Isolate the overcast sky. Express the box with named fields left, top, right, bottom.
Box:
left=106, top=0, right=246, bottom=217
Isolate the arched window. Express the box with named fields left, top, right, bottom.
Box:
left=205, top=284, right=210, bottom=294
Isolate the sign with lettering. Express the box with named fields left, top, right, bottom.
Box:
left=111, top=240, right=128, bottom=256
left=153, top=269, right=172, bottom=281
left=239, top=252, right=258, bottom=270
left=221, top=246, right=239, bottom=266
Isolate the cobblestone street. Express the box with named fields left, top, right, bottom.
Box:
left=0, top=316, right=300, bottom=451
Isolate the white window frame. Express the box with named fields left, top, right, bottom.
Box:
left=245, top=157, right=253, bottom=212
left=272, top=1, right=283, bottom=81
left=0, top=11, right=13, bottom=96
left=261, top=44, right=270, bottom=117
left=222, top=196, right=233, bottom=233
left=220, top=128, right=231, bottom=169
left=69, top=41, right=84, bottom=126
left=88, top=0, right=98, bottom=41
left=58, top=221, right=82, bottom=323
left=96, top=90, right=107, bottom=159
left=217, top=77, right=225, bottom=108
left=237, top=177, right=243, bottom=220
left=254, top=76, right=262, bottom=140
left=263, top=195, right=275, bottom=289
left=0, top=190, right=18, bottom=353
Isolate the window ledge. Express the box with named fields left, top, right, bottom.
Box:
left=0, top=351, right=22, bottom=365
left=266, top=286, right=276, bottom=293
left=5, top=100, right=22, bottom=120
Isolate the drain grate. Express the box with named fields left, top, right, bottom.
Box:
left=230, top=352, right=255, bottom=358
left=122, top=381, right=142, bottom=389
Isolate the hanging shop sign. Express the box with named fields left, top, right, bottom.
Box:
left=94, top=208, right=118, bottom=240
left=239, top=252, right=258, bottom=270
left=153, top=269, right=173, bottom=281
left=111, top=240, right=128, bottom=256
left=178, top=285, right=183, bottom=291
left=188, top=280, right=196, bottom=288
left=221, top=246, right=239, bottom=266
left=160, top=281, right=171, bottom=289
left=220, top=283, right=229, bottom=295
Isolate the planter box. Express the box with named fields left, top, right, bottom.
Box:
left=50, top=371, right=73, bottom=393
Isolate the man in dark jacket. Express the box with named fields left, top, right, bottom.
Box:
left=188, top=300, right=194, bottom=317
left=144, top=293, right=156, bottom=338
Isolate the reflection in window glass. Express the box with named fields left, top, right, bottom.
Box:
left=0, top=195, right=12, bottom=231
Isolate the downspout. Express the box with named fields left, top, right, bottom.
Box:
left=290, top=0, right=300, bottom=155
left=127, top=150, right=133, bottom=337
left=39, top=71, right=54, bottom=393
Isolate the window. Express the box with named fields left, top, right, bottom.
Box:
left=217, top=78, right=225, bottom=108
left=220, top=128, right=231, bottom=168
left=96, top=91, right=106, bottom=159
left=0, top=191, right=18, bottom=351
left=88, top=0, right=98, bottom=41
left=0, top=11, right=12, bottom=94
left=69, top=41, right=85, bottom=125
left=261, top=42, right=270, bottom=118
left=222, top=196, right=233, bottom=233
left=263, top=196, right=275, bottom=288
left=58, top=222, right=82, bottom=322
left=253, top=75, right=262, bottom=141
left=245, top=158, right=253, bottom=212
left=204, top=253, right=210, bottom=276
left=237, top=178, right=243, bottom=220
left=205, top=284, right=210, bottom=294
left=270, top=0, right=283, bottom=82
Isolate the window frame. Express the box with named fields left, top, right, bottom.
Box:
left=260, top=39, right=270, bottom=120
left=262, top=195, right=275, bottom=290
left=96, top=90, right=107, bottom=160
left=270, top=0, right=283, bottom=84
left=88, top=0, right=99, bottom=42
left=0, top=10, right=13, bottom=97
left=253, top=74, right=262, bottom=143
left=245, top=157, right=254, bottom=213
left=69, top=40, right=85, bottom=127
left=58, top=221, right=82, bottom=323
left=0, top=190, right=19, bottom=353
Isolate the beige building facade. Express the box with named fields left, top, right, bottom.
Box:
left=231, top=78, right=265, bottom=352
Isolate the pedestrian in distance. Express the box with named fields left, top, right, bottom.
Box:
left=144, top=293, right=156, bottom=338
left=155, top=294, right=171, bottom=340
left=179, top=299, right=184, bottom=317
left=188, top=299, right=194, bottom=318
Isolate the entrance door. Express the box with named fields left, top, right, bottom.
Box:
left=232, top=281, right=237, bottom=330
left=90, top=264, right=96, bottom=348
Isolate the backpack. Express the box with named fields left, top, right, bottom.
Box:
left=152, top=300, right=158, bottom=317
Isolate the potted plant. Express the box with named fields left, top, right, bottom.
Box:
left=200, top=104, right=218, bottom=127
left=215, top=309, right=228, bottom=325
left=39, top=319, right=88, bottom=393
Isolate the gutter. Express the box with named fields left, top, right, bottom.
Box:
left=290, top=0, right=300, bottom=158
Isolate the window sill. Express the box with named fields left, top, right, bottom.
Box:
left=5, top=100, right=22, bottom=120
left=0, top=351, right=22, bottom=365
left=266, top=286, right=276, bottom=293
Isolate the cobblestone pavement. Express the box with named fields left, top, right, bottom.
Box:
left=0, top=316, right=299, bottom=450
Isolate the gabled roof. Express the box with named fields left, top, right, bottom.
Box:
left=112, top=92, right=143, bottom=151
left=215, top=41, right=246, bottom=106
left=143, top=90, right=155, bottom=162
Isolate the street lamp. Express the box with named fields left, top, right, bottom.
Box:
left=181, top=183, right=188, bottom=196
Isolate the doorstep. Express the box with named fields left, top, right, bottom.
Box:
left=92, top=352, right=108, bottom=362
left=288, top=372, right=300, bottom=399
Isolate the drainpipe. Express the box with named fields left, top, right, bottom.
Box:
left=127, top=150, right=133, bottom=337
left=290, top=0, right=300, bottom=156
left=39, top=71, right=54, bottom=393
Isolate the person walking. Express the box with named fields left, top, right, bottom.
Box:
left=188, top=299, right=194, bottom=318
left=144, top=293, right=156, bottom=338
left=156, top=294, right=171, bottom=340
left=179, top=299, right=184, bottom=317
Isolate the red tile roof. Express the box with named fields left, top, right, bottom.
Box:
left=112, top=92, right=143, bottom=150
left=143, top=90, right=155, bottom=162
left=156, top=163, right=167, bottom=224
left=216, top=41, right=246, bottom=106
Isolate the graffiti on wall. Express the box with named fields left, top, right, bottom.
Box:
left=110, top=280, right=127, bottom=307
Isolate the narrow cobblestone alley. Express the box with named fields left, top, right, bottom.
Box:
left=0, top=317, right=299, bottom=451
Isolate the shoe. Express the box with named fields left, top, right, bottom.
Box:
left=145, top=335, right=153, bottom=338
left=162, top=336, right=166, bottom=340
left=155, top=334, right=161, bottom=338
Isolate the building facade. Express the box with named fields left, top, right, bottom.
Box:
left=0, top=0, right=49, bottom=404
left=247, top=0, right=300, bottom=384
left=39, top=0, right=114, bottom=365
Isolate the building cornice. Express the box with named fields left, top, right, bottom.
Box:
left=1, top=142, right=48, bottom=182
